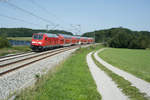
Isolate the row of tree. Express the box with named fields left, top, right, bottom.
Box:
left=0, top=28, right=73, bottom=37
left=83, top=27, right=150, bottom=49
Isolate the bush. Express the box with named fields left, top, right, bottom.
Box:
left=0, top=36, right=11, bottom=48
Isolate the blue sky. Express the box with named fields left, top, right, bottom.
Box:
left=0, top=0, right=150, bottom=35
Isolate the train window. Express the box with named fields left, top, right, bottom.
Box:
left=33, top=35, right=38, bottom=39
left=61, top=39, right=64, bottom=42
left=39, top=35, right=43, bottom=40
left=33, top=35, right=43, bottom=40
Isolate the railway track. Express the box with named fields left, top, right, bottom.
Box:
left=0, top=52, right=35, bottom=62
left=0, top=47, right=67, bottom=66
left=0, top=46, right=78, bottom=76
left=0, top=51, right=32, bottom=59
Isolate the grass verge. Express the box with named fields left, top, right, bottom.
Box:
left=99, top=48, right=150, bottom=82
left=15, top=45, right=103, bottom=100
left=92, top=53, right=148, bottom=100
left=0, top=46, right=31, bottom=56
left=7, top=37, right=32, bottom=41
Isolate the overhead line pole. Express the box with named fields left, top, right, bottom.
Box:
left=46, top=25, right=49, bottom=32
left=78, top=24, right=81, bottom=36
left=93, top=25, right=97, bottom=43
left=94, top=30, right=96, bottom=43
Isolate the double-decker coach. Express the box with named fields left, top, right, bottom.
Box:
left=74, top=36, right=81, bottom=44
left=88, top=38, right=94, bottom=44
left=58, top=34, right=72, bottom=46
left=80, top=37, right=88, bottom=44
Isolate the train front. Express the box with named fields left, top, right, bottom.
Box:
left=31, top=33, right=44, bottom=51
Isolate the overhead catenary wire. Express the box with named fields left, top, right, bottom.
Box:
left=0, top=0, right=78, bottom=34
left=4, top=1, right=56, bottom=26
left=29, top=0, right=77, bottom=33
left=29, top=0, right=68, bottom=24
left=0, top=14, right=43, bottom=27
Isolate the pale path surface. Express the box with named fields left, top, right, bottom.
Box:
left=95, top=49, right=150, bottom=97
left=86, top=52, right=128, bottom=100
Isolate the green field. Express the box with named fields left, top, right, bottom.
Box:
left=0, top=46, right=31, bottom=56
left=7, top=37, right=32, bottom=41
left=15, top=45, right=103, bottom=100
left=99, top=48, right=150, bottom=82
left=92, top=54, right=148, bottom=100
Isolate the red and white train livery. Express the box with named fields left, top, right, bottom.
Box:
left=31, top=33, right=94, bottom=51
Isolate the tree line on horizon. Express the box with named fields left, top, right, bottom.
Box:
left=0, top=28, right=73, bottom=37
left=83, top=27, right=150, bottom=49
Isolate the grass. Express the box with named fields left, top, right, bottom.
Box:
left=0, top=46, right=31, bottom=56
left=92, top=53, right=148, bottom=100
left=15, top=45, right=103, bottom=100
left=99, top=48, right=150, bottom=82
left=7, top=37, right=32, bottom=41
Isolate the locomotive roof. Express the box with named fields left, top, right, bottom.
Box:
left=36, top=33, right=58, bottom=38
left=58, top=34, right=73, bottom=38
left=80, top=37, right=88, bottom=39
left=45, top=33, right=58, bottom=37
left=74, top=36, right=81, bottom=39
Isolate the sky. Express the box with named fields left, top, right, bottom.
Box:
left=0, top=0, right=150, bottom=35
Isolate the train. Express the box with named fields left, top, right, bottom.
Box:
left=31, top=32, right=94, bottom=51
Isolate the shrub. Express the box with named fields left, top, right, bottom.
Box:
left=0, top=36, right=11, bottom=48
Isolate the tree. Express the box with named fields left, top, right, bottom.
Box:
left=0, top=36, right=11, bottom=48
left=83, top=27, right=150, bottom=49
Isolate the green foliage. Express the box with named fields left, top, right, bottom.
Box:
left=7, top=37, right=32, bottom=41
left=0, top=35, right=11, bottom=48
left=83, top=27, right=150, bottom=49
left=0, top=28, right=73, bottom=37
left=12, top=46, right=31, bottom=51
left=0, top=46, right=31, bottom=56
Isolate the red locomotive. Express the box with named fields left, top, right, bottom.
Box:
left=31, top=32, right=94, bottom=51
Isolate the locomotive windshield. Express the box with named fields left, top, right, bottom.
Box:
left=33, top=34, right=43, bottom=40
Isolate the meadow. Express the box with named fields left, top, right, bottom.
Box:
left=0, top=46, right=31, bottom=56
left=7, top=37, right=32, bottom=41
left=99, top=48, right=150, bottom=82
left=15, top=45, right=103, bottom=100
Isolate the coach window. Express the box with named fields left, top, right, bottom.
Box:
left=33, top=35, right=38, bottom=39
left=39, top=35, right=43, bottom=40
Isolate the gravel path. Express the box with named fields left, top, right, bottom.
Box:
left=94, top=49, right=150, bottom=98
left=86, top=52, right=128, bottom=100
left=0, top=48, right=77, bottom=100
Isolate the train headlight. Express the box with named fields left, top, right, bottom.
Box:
left=32, top=41, right=36, bottom=43
left=38, top=42, right=42, bottom=44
